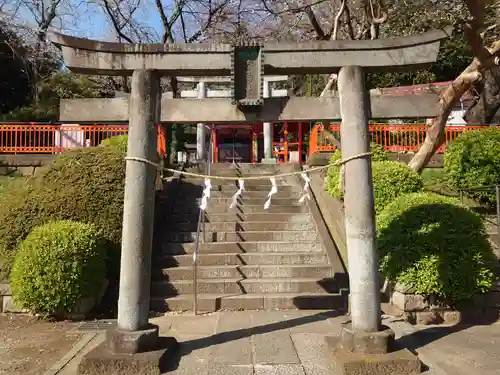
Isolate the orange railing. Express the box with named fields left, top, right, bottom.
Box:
left=0, top=124, right=168, bottom=156
left=1, top=122, right=495, bottom=159
left=308, top=123, right=491, bottom=156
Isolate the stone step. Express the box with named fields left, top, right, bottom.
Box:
left=161, top=241, right=324, bottom=255
left=155, top=252, right=329, bottom=266
left=171, top=205, right=307, bottom=214
left=167, top=221, right=316, bottom=232
left=150, top=292, right=345, bottom=312
left=172, top=191, right=301, bottom=201
left=154, top=264, right=336, bottom=280
left=151, top=277, right=340, bottom=295
left=172, top=183, right=299, bottom=193
left=188, top=179, right=290, bottom=187
left=163, top=197, right=305, bottom=208
left=163, top=230, right=319, bottom=243
left=166, top=212, right=313, bottom=223
left=191, top=190, right=302, bottom=199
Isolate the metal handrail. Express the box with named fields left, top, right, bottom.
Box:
left=192, top=126, right=213, bottom=315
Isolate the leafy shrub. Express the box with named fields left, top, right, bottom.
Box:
left=324, top=144, right=389, bottom=199
left=371, top=161, right=424, bottom=213
left=0, top=146, right=125, bottom=279
left=11, top=220, right=106, bottom=317
left=370, top=143, right=389, bottom=161
left=325, top=149, right=423, bottom=213
left=377, top=192, right=496, bottom=303
left=100, top=134, right=128, bottom=153
left=444, top=127, right=500, bottom=205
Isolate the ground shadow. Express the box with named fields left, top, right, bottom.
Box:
left=160, top=309, right=343, bottom=372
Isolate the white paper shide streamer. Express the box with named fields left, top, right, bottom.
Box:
left=199, top=178, right=212, bottom=210
left=298, top=172, right=311, bottom=204
left=230, top=179, right=245, bottom=209
left=264, top=177, right=278, bottom=210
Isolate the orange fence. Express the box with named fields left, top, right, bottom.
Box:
left=308, top=123, right=490, bottom=156
left=0, top=123, right=495, bottom=158
left=0, top=124, right=168, bottom=156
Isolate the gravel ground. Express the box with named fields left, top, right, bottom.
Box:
left=0, top=314, right=82, bottom=375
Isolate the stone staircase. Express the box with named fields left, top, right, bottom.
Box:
left=150, top=163, right=347, bottom=312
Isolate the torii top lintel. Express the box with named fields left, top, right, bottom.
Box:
left=48, top=27, right=452, bottom=76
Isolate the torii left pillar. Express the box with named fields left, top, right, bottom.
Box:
left=78, top=69, right=177, bottom=375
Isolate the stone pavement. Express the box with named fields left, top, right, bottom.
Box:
left=51, top=310, right=500, bottom=375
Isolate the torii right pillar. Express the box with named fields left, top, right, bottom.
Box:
left=332, top=69, right=421, bottom=374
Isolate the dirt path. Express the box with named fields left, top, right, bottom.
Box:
left=0, top=314, right=82, bottom=375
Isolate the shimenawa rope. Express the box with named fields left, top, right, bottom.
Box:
left=124, top=151, right=371, bottom=209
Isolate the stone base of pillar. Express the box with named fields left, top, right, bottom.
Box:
left=77, top=324, right=178, bottom=375
left=326, top=324, right=421, bottom=375
left=261, top=158, right=277, bottom=164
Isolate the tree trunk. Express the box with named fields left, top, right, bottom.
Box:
left=465, top=66, right=500, bottom=124
left=406, top=38, right=500, bottom=174
left=407, top=67, right=483, bottom=173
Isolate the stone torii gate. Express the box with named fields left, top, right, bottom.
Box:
left=59, top=75, right=289, bottom=162
left=49, top=29, right=449, bottom=375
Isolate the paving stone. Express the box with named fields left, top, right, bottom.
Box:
left=210, top=336, right=253, bottom=365
left=288, top=316, right=337, bottom=334
left=254, top=364, right=306, bottom=375
left=163, top=363, right=254, bottom=375
left=216, top=311, right=254, bottom=332
left=151, top=314, right=219, bottom=335
left=302, top=365, right=338, bottom=375
left=173, top=334, right=214, bottom=363
left=253, top=331, right=300, bottom=365
left=291, top=333, right=338, bottom=372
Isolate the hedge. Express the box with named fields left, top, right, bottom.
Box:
left=11, top=221, right=106, bottom=317
left=370, top=161, right=424, bottom=213
left=444, top=127, right=500, bottom=205
left=100, top=134, right=128, bottom=153
left=0, top=145, right=126, bottom=280
left=325, top=143, right=388, bottom=199
left=377, top=192, right=496, bottom=303
left=325, top=148, right=423, bottom=213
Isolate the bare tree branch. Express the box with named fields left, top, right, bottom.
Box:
left=408, top=0, right=500, bottom=172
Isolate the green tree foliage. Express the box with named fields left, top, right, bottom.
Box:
left=0, top=23, right=33, bottom=114
left=5, top=72, right=115, bottom=121
left=368, top=0, right=472, bottom=88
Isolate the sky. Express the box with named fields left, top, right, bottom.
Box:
left=10, top=0, right=172, bottom=42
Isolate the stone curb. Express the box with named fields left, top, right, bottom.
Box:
left=44, top=332, right=97, bottom=375
left=382, top=315, right=449, bottom=375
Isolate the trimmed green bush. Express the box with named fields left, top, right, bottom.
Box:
left=377, top=192, right=496, bottom=303
left=0, top=146, right=125, bottom=279
left=325, top=148, right=423, bottom=213
left=371, top=161, right=424, bottom=213
left=324, top=144, right=389, bottom=199
left=11, top=220, right=106, bottom=317
left=444, top=127, right=500, bottom=205
left=100, top=134, right=128, bottom=153
left=370, top=143, right=389, bottom=161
